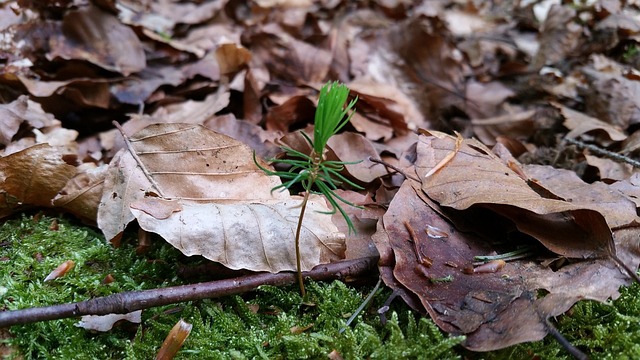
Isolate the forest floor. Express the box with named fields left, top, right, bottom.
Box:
left=2, top=0, right=640, bottom=359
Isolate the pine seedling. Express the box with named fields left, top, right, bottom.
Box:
left=254, top=81, right=363, bottom=297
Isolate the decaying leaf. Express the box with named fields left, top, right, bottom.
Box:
left=49, top=5, right=146, bottom=75
left=97, top=123, right=345, bottom=272
left=416, top=131, right=614, bottom=259
left=554, top=102, right=627, bottom=144
left=0, top=144, right=77, bottom=218
left=375, top=175, right=640, bottom=350
left=43, top=260, right=75, bottom=282
left=53, top=164, right=108, bottom=223
left=156, top=319, right=192, bottom=360
left=0, top=96, right=58, bottom=146
left=76, top=310, right=142, bottom=332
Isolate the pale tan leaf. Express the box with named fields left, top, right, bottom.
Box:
left=156, top=319, right=192, bottom=360
left=76, top=310, right=142, bottom=332
left=97, top=123, right=344, bottom=272
left=131, top=197, right=345, bottom=272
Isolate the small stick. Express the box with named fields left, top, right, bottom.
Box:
left=404, top=221, right=432, bottom=266
left=0, top=256, right=378, bottom=328
left=564, top=138, right=640, bottom=168
left=377, top=290, right=399, bottom=325
left=368, top=157, right=420, bottom=182
left=544, top=318, right=589, bottom=360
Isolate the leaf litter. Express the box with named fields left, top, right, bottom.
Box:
left=1, top=0, right=640, bottom=355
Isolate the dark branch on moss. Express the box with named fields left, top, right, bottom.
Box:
left=0, top=256, right=378, bottom=328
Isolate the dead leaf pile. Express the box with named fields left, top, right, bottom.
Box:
left=2, top=0, right=640, bottom=352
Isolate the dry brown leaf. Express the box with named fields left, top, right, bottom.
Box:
left=374, top=179, right=640, bottom=351
left=415, top=131, right=614, bottom=259
left=97, top=123, right=345, bottom=272
left=582, top=65, right=640, bottom=129
left=150, top=88, right=230, bottom=125
left=215, top=43, right=252, bottom=75
left=471, top=110, right=536, bottom=146
left=0, top=96, right=58, bottom=146
left=264, top=95, right=315, bottom=132
left=584, top=154, right=636, bottom=182
left=110, top=59, right=219, bottom=105
left=0, top=144, right=77, bottom=218
left=156, top=319, right=192, bottom=360
left=118, top=0, right=225, bottom=30
left=53, top=164, right=108, bottom=223
left=524, top=164, right=639, bottom=228
left=244, top=23, right=332, bottom=85
left=553, top=102, right=627, bottom=144
left=48, top=5, right=146, bottom=75
left=531, top=4, right=582, bottom=69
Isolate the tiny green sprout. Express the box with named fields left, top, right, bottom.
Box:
left=254, top=81, right=363, bottom=297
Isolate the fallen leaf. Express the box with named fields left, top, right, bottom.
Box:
left=584, top=154, right=636, bottom=182
left=523, top=164, right=639, bottom=228
left=553, top=102, right=627, bottom=144
left=97, top=123, right=345, bottom=272
left=53, top=164, right=109, bottom=223
left=156, top=319, right=192, bottom=360
left=0, top=96, right=58, bottom=146
left=43, top=260, right=75, bottom=282
left=374, top=178, right=640, bottom=351
left=531, top=4, right=582, bottom=69
left=415, top=131, right=615, bottom=259
left=76, top=310, right=142, bottom=332
left=0, top=144, right=77, bottom=218
left=48, top=5, right=146, bottom=75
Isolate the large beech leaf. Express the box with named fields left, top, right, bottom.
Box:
left=415, top=131, right=615, bottom=259
left=97, top=123, right=345, bottom=272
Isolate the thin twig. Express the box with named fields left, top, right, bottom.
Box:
left=368, top=157, right=420, bottom=182
left=544, top=318, right=589, bottom=360
left=564, top=138, right=640, bottom=168
left=610, top=253, right=640, bottom=284
left=0, top=257, right=378, bottom=328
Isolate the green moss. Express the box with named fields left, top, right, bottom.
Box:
left=3, top=214, right=640, bottom=359
left=0, top=215, right=463, bottom=359
left=127, top=282, right=463, bottom=360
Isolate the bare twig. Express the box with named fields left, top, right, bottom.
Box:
left=564, top=137, right=640, bottom=168
left=368, top=157, right=420, bottom=182
left=544, top=318, right=589, bottom=360
left=0, top=257, right=378, bottom=328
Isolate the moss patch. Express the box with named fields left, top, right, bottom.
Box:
left=1, top=214, right=640, bottom=359
left=1, top=215, right=463, bottom=359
